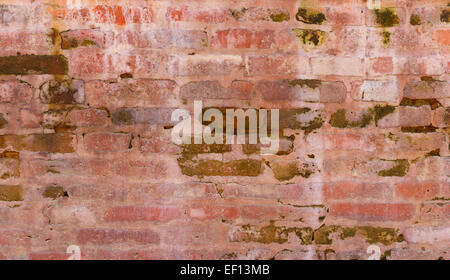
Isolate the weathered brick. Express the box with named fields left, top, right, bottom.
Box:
left=211, top=29, right=275, bottom=49
left=67, top=108, right=109, bottom=127
left=60, top=29, right=114, bottom=49
left=352, top=80, right=399, bottom=103
left=167, top=6, right=230, bottom=23
left=180, top=80, right=253, bottom=100
left=323, top=182, right=392, bottom=201
left=86, top=79, right=177, bottom=108
left=40, top=79, right=84, bottom=104
left=84, top=132, right=131, bottom=153
left=0, top=81, right=34, bottom=105
left=118, top=30, right=207, bottom=49
left=311, top=57, right=363, bottom=76
left=403, top=226, right=450, bottom=244
left=189, top=205, right=238, bottom=220
left=168, top=55, right=242, bottom=76
left=246, top=55, right=307, bottom=76
left=77, top=228, right=160, bottom=245
left=106, top=206, right=183, bottom=222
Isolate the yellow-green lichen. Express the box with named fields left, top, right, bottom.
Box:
left=43, top=185, right=68, bottom=200
left=296, top=8, right=326, bottom=24
left=292, top=29, right=326, bottom=46
left=374, top=8, right=400, bottom=27
left=314, top=225, right=403, bottom=245
left=377, top=159, right=410, bottom=177
left=381, top=31, right=391, bottom=45
left=236, top=221, right=313, bottom=245
left=270, top=12, right=290, bottom=22
left=410, top=14, right=422, bottom=25
left=178, top=159, right=262, bottom=177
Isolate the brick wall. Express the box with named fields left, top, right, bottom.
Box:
left=0, top=0, right=449, bottom=260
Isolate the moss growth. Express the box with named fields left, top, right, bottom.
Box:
left=270, top=162, right=300, bottom=181
left=425, top=149, right=440, bottom=157
left=178, top=159, right=262, bottom=177
left=330, top=109, right=349, bottom=128
left=381, top=31, right=391, bottom=45
left=314, top=225, right=403, bottom=245
left=279, top=108, right=325, bottom=134
left=401, top=126, right=437, bottom=133
left=296, top=8, right=326, bottom=24
left=229, top=8, right=247, bottom=20
left=441, top=9, right=450, bottom=23
left=81, top=39, right=97, bottom=47
left=292, top=29, right=326, bottom=46
left=374, top=8, right=400, bottom=27
left=0, top=55, right=68, bottom=75
left=237, top=222, right=313, bottom=245
left=377, top=159, right=410, bottom=177
left=0, top=185, right=23, bottom=201
left=410, top=14, right=422, bottom=25
left=287, top=79, right=322, bottom=89
left=270, top=12, right=290, bottom=22
left=374, top=105, right=396, bottom=125
left=43, top=185, right=67, bottom=200
left=0, top=113, right=7, bottom=129
left=400, top=98, right=441, bottom=110
left=180, top=142, right=232, bottom=160
left=120, top=73, right=133, bottom=79
left=330, top=108, right=374, bottom=128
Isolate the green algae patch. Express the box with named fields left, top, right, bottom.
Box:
left=441, top=9, right=450, bottom=23
left=292, top=29, right=326, bottom=46
left=374, top=8, right=400, bottom=27
left=270, top=12, right=290, bottom=22
left=279, top=108, right=325, bottom=134
left=400, top=98, right=441, bottom=110
left=381, top=31, right=391, bottom=45
left=374, top=105, right=395, bottom=125
left=296, top=8, right=326, bottom=24
left=377, top=159, right=409, bottom=177
left=410, top=14, right=422, bottom=25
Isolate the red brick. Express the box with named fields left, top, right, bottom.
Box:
left=114, top=160, right=167, bottom=179
left=93, top=5, right=152, bottom=25
left=370, top=57, right=394, bottom=75
left=106, top=206, right=183, bottom=222
left=330, top=203, right=415, bottom=221
left=166, top=6, right=230, bottom=23
left=77, top=228, right=160, bottom=245
left=395, top=181, right=444, bottom=201
left=189, top=205, right=238, bottom=220
left=84, top=132, right=131, bottom=153
left=211, top=29, right=275, bottom=49
left=117, top=30, right=207, bottom=49
left=437, top=30, right=450, bottom=45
